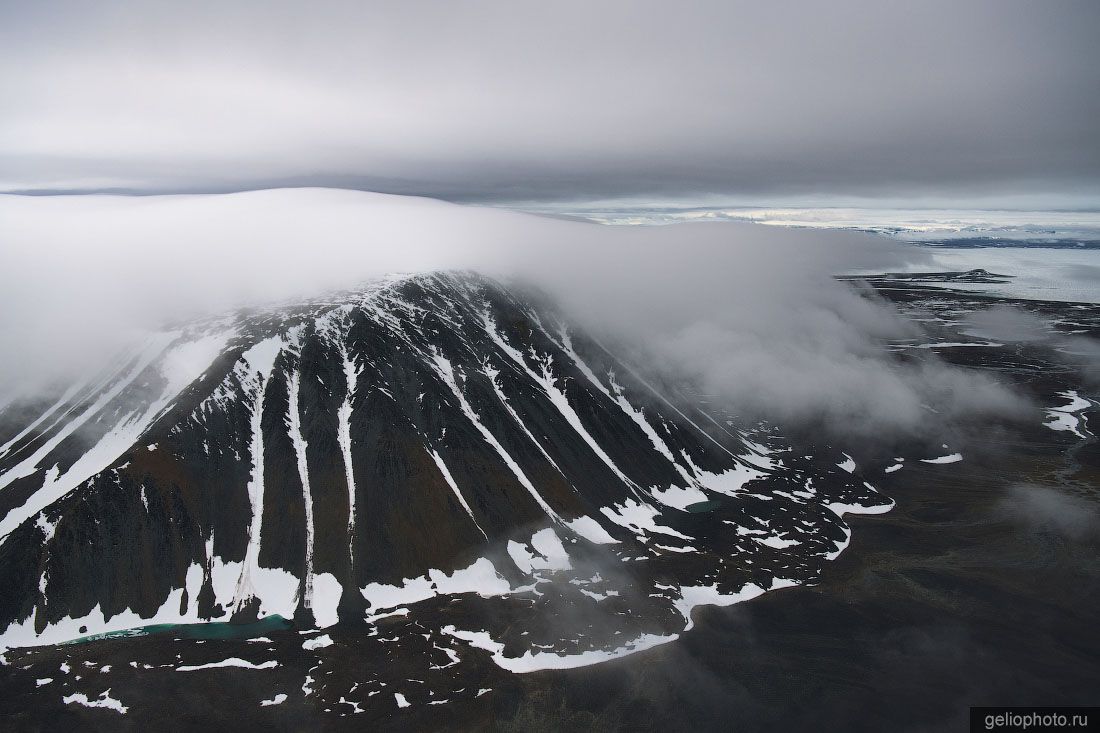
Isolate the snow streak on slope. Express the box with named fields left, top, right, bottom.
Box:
left=482, top=314, right=644, bottom=500
left=337, top=343, right=361, bottom=562
left=0, top=380, right=88, bottom=460
left=429, top=449, right=487, bottom=539
left=234, top=336, right=296, bottom=619
left=0, top=335, right=175, bottom=495
left=482, top=359, right=569, bottom=481
left=0, top=329, right=234, bottom=542
left=286, top=366, right=315, bottom=615
left=430, top=351, right=564, bottom=524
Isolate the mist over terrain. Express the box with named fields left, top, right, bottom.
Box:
left=1000, top=484, right=1100, bottom=540
left=0, top=189, right=1030, bottom=439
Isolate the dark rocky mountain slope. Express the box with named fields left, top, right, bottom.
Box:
left=0, top=271, right=892, bottom=722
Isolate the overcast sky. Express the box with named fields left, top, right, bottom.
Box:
left=1, top=0, right=1097, bottom=205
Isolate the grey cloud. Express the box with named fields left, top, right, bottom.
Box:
left=999, top=484, right=1099, bottom=540
left=0, top=189, right=1029, bottom=439
left=1057, top=336, right=1100, bottom=387
left=0, top=0, right=1097, bottom=202
left=964, top=305, right=1054, bottom=343
left=961, top=304, right=1100, bottom=387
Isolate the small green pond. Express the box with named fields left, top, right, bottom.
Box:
left=63, top=614, right=293, bottom=645
left=684, top=500, right=724, bottom=514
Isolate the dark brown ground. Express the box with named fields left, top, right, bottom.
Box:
left=491, top=430, right=1100, bottom=732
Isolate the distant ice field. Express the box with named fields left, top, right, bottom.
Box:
left=525, top=202, right=1100, bottom=304
left=857, top=247, right=1100, bottom=304
left=528, top=205, right=1100, bottom=248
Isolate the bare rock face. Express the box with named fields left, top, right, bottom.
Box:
left=0, top=271, right=887, bottom=663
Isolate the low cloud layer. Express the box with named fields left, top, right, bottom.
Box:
left=0, top=189, right=1029, bottom=438
left=1, top=1, right=1097, bottom=202
left=965, top=306, right=1053, bottom=343
left=963, top=304, right=1100, bottom=386
left=999, top=485, right=1099, bottom=540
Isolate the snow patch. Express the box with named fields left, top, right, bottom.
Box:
left=442, top=625, right=677, bottom=672
left=826, top=498, right=895, bottom=517
left=565, top=515, right=619, bottom=544
left=177, top=658, right=279, bottom=671
left=361, top=557, right=511, bottom=610
left=694, top=463, right=766, bottom=497
left=650, top=484, right=708, bottom=510
left=1045, top=390, right=1091, bottom=438
left=754, top=535, right=800, bottom=549
left=600, top=499, right=693, bottom=540
left=311, top=573, right=342, bottom=629
left=920, top=453, right=963, bottom=464
left=303, top=634, right=333, bottom=651
left=63, top=690, right=127, bottom=714
left=508, top=528, right=572, bottom=574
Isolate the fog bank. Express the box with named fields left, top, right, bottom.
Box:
left=0, top=188, right=1028, bottom=436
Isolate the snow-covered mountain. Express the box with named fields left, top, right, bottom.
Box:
left=0, top=271, right=890, bottom=666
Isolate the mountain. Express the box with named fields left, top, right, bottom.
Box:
left=0, top=271, right=890, bottom=675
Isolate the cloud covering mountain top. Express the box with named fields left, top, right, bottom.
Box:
left=0, top=188, right=1026, bottom=436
